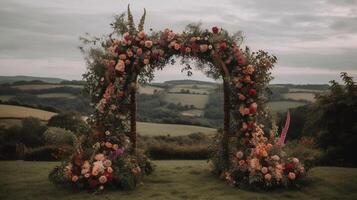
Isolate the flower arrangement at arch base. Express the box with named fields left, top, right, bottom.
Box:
left=49, top=132, right=154, bottom=193
left=210, top=125, right=307, bottom=190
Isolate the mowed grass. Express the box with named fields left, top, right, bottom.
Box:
left=0, top=160, right=356, bottom=200
left=11, top=84, right=83, bottom=91
left=282, top=93, right=316, bottom=102
left=267, top=101, right=307, bottom=113
left=137, top=122, right=216, bottom=136
left=0, top=104, right=56, bottom=121
left=164, top=93, right=208, bottom=109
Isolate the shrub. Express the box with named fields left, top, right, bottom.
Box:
left=284, top=137, right=323, bottom=170
left=24, top=145, right=73, bottom=161
left=43, top=127, right=75, bottom=145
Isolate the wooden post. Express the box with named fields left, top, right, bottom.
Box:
left=130, top=89, right=137, bottom=153
left=222, top=78, right=230, bottom=169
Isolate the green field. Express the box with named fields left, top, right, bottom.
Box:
left=0, top=95, right=14, bottom=102
left=282, top=93, right=316, bottom=102
left=181, top=109, right=204, bottom=117
left=0, top=160, right=356, bottom=200
left=164, top=93, right=209, bottom=109
left=37, top=93, right=77, bottom=99
left=268, top=101, right=307, bottom=113
left=0, top=104, right=216, bottom=136
left=138, top=85, right=164, bottom=94
left=137, top=122, right=216, bottom=136
left=11, top=84, right=83, bottom=91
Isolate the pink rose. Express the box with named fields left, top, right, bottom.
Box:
left=145, top=40, right=153, bottom=48
left=107, top=167, right=113, bottom=173
left=264, top=173, right=272, bottom=181
left=71, top=175, right=79, bottom=182
left=99, top=175, right=107, bottom=184
left=137, top=31, right=146, bottom=39
left=261, top=167, right=268, bottom=174
left=103, top=160, right=112, bottom=168
left=288, top=172, right=296, bottom=180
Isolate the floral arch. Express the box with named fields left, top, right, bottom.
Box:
left=50, top=7, right=305, bottom=192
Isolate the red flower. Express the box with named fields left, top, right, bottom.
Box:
left=89, top=179, right=98, bottom=189
left=220, top=42, right=227, bottom=51
left=285, top=163, right=294, bottom=172
left=212, top=26, right=219, bottom=34
left=249, top=89, right=257, bottom=96
left=191, top=42, right=197, bottom=50
left=105, top=172, right=113, bottom=182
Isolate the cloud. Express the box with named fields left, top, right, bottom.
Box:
left=0, top=0, right=356, bottom=83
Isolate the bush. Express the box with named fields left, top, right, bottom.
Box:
left=24, top=145, right=73, bottom=161
left=47, top=111, right=90, bottom=134
left=284, top=137, right=323, bottom=170
left=146, top=143, right=209, bottom=159
left=43, top=127, right=75, bottom=145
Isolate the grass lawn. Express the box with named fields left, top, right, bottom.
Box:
left=0, top=160, right=356, bottom=200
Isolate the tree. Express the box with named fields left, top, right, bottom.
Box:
left=47, top=111, right=90, bottom=135
left=304, top=72, right=357, bottom=166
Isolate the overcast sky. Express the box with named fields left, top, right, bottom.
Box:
left=0, top=0, right=357, bottom=83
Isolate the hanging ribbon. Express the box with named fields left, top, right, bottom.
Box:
left=278, top=110, right=290, bottom=146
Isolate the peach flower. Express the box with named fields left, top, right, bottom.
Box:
left=174, top=43, right=181, bottom=50
left=143, top=58, right=150, bottom=65
left=145, top=40, right=153, bottom=48
left=261, top=167, right=268, bottom=174
left=264, top=173, right=272, bottom=181
left=137, top=31, right=146, bottom=39
left=107, top=167, right=113, bottom=173
left=238, top=93, right=246, bottom=101
left=112, top=144, right=119, bottom=151
left=199, top=44, right=208, bottom=52
left=136, top=48, right=143, bottom=55
left=292, top=158, right=299, bottom=164
left=118, top=54, right=127, bottom=60
left=71, top=175, right=79, bottom=182
left=246, top=65, right=255, bottom=74
left=115, top=60, right=125, bottom=72
left=271, top=155, right=280, bottom=161
left=288, top=172, right=296, bottom=180
left=95, top=153, right=105, bottom=161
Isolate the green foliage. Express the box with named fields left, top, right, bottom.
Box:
left=284, top=138, right=323, bottom=170
left=43, top=127, right=75, bottom=146
left=304, top=72, right=357, bottom=166
left=24, top=145, right=69, bottom=161
left=47, top=112, right=90, bottom=135
left=20, top=117, right=46, bottom=147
